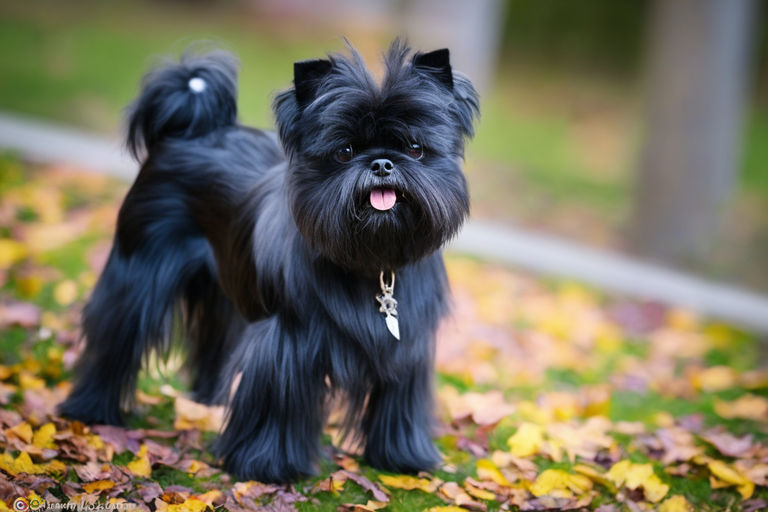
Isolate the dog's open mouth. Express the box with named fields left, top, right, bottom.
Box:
left=370, top=187, right=397, bottom=211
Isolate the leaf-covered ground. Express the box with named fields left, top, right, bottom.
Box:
left=1, top=156, right=768, bottom=511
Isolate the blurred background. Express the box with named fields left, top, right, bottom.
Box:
left=0, top=0, right=766, bottom=293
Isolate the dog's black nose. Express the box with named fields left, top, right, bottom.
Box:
left=370, top=158, right=394, bottom=176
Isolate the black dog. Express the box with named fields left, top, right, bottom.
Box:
left=59, top=41, right=479, bottom=483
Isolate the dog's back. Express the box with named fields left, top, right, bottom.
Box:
left=59, top=50, right=281, bottom=423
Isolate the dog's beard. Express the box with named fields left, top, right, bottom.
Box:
left=288, top=155, right=468, bottom=275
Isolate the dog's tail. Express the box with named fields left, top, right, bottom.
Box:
left=126, top=49, right=239, bottom=161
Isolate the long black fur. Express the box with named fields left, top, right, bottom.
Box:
left=59, top=41, right=479, bottom=483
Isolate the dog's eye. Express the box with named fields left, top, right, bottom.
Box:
left=335, top=144, right=354, bottom=163
left=407, top=142, right=423, bottom=160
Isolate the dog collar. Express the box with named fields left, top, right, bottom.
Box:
left=376, top=270, right=400, bottom=340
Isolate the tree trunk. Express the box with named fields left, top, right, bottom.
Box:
left=630, top=0, right=756, bottom=262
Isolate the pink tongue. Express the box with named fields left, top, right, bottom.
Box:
left=370, top=188, right=397, bottom=211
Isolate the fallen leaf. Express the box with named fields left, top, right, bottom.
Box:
left=0, top=238, right=27, bottom=267
left=439, top=481, right=486, bottom=510
left=53, top=280, right=78, bottom=306
left=82, top=480, right=115, bottom=494
left=125, top=444, right=152, bottom=478
left=173, top=396, right=224, bottom=432
left=32, top=422, right=56, bottom=449
left=155, top=497, right=208, bottom=512
left=714, top=394, right=768, bottom=420
left=476, top=459, right=511, bottom=486
left=657, top=495, right=694, bottom=512
left=5, top=421, right=33, bottom=444
left=707, top=459, right=754, bottom=499
left=0, top=451, right=65, bottom=476
left=528, top=469, right=592, bottom=498
left=506, top=423, right=544, bottom=458
left=607, top=460, right=668, bottom=503
left=440, top=387, right=515, bottom=426
left=701, top=430, right=754, bottom=458
left=340, top=470, right=389, bottom=502
left=0, top=301, right=40, bottom=328
left=690, top=366, right=738, bottom=392
left=378, top=474, right=439, bottom=493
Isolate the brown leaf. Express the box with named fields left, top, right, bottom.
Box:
left=339, top=470, right=389, bottom=503
left=173, top=396, right=224, bottom=432
left=0, top=301, right=40, bottom=328
left=74, top=462, right=113, bottom=482
left=136, top=481, right=163, bottom=503
left=232, top=480, right=282, bottom=505
left=701, top=429, right=755, bottom=458
left=439, top=481, right=487, bottom=511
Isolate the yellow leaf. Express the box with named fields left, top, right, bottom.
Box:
left=707, top=460, right=754, bottom=499
left=643, top=474, right=670, bottom=503
left=82, top=480, right=115, bottom=493
left=195, top=490, right=223, bottom=507
left=126, top=444, right=152, bottom=478
left=357, top=501, right=388, bottom=511
left=5, top=422, right=33, bottom=444
left=53, top=280, right=78, bottom=306
left=156, top=498, right=209, bottom=512
left=425, top=508, right=466, bottom=512
left=476, top=459, right=510, bottom=486
left=173, top=396, right=224, bottom=432
left=0, top=451, right=40, bottom=475
left=607, top=460, right=668, bottom=503
left=667, top=309, right=698, bottom=330
left=714, top=394, right=768, bottom=420
left=506, top=423, right=543, bottom=458
left=516, top=400, right=552, bottom=424
left=378, top=474, right=438, bottom=493
left=464, top=481, right=496, bottom=501
left=185, top=460, right=210, bottom=475
left=18, top=372, right=45, bottom=390
left=0, top=366, right=13, bottom=380
left=573, top=464, right=613, bottom=489
left=32, top=422, right=56, bottom=449
left=0, top=239, right=27, bottom=268
left=16, top=275, right=43, bottom=298
left=529, top=469, right=592, bottom=498
left=347, top=501, right=388, bottom=512
left=691, top=366, right=738, bottom=392
left=658, top=495, right=694, bottom=512
left=607, top=460, right=647, bottom=488
left=0, top=451, right=62, bottom=476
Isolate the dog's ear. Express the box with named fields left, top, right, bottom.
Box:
left=451, top=72, right=480, bottom=138
left=412, top=48, right=453, bottom=90
left=294, top=59, right=332, bottom=109
left=413, top=48, right=479, bottom=139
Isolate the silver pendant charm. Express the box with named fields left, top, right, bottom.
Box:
left=376, top=271, right=400, bottom=340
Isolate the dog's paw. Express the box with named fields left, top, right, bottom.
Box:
left=219, top=439, right=317, bottom=483
left=58, top=390, right=124, bottom=426
left=364, top=434, right=441, bottom=474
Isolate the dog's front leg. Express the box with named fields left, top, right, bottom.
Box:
left=215, top=317, right=326, bottom=483
left=362, top=362, right=442, bottom=474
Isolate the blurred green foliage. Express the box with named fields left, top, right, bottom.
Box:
left=502, top=0, right=647, bottom=73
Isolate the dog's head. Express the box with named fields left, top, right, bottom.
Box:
left=274, top=40, right=479, bottom=275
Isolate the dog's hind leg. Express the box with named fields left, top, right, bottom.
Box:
left=59, top=228, right=211, bottom=425
left=183, top=265, right=246, bottom=405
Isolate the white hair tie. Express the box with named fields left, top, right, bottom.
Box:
left=188, top=77, right=206, bottom=93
